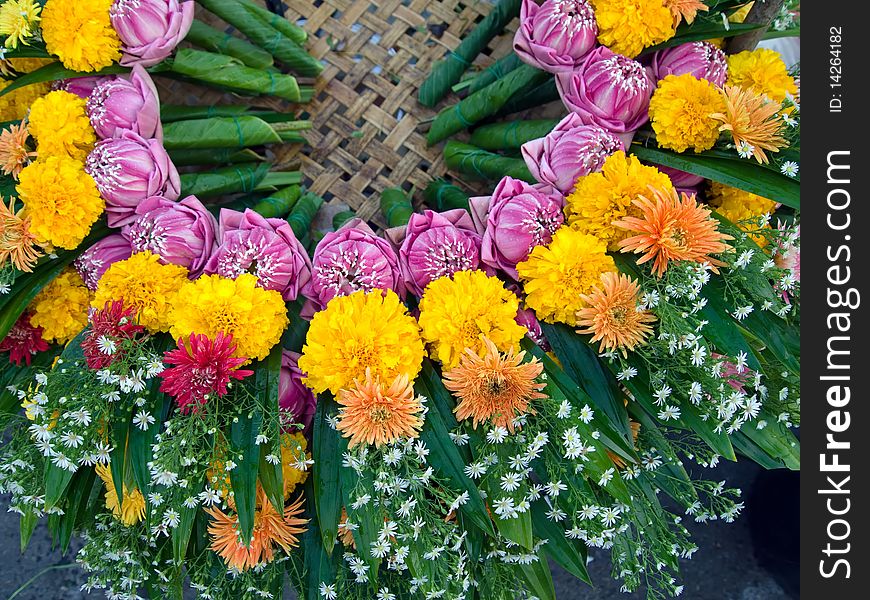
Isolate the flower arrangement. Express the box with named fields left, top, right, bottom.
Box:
left=0, top=1, right=800, bottom=599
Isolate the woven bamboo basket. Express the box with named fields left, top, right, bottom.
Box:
left=168, top=0, right=533, bottom=229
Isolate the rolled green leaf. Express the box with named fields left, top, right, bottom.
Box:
left=418, top=0, right=522, bottom=107
left=237, top=0, right=308, bottom=46
left=160, top=104, right=296, bottom=122
left=380, top=187, right=414, bottom=228
left=495, top=77, right=559, bottom=118
left=185, top=19, right=274, bottom=69
left=179, top=162, right=272, bottom=197
left=0, top=61, right=132, bottom=98
left=286, top=190, right=324, bottom=239
left=254, top=171, right=303, bottom=192
left=197, top=0, right=323, bottom=77
left=167, top=147, right=263, bottom=166
left=252, top=185, right=303, bottom=218
left=332, top=209, right=356, bottom=230
left=469, top=119, right=559, bottom=151
left=169, top=49, right=311, bottom=102
left=427, top=63, right=549, bottom=145
left=424, top=178, right=470, bottom=212
left=468, top=52, right=522, bottom=94
left=163, top=116, right=283, bottom=149
left=444, top=140, right=535, bottom=182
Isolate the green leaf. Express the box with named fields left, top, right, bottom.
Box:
left=442, top=141, right=535, bottom=182
left=163, top=116, right=284, bottom=149
left=56, top=466, right=97, bottom=554
left=19, top=510, right=38, bottom=553
left=492, top=497, right=533, bottom=549
left=416, top=363, right=496, bottom=536
left=0, top=62, right=130, bottom=98
left=630, top=143, right=800, bottom=209
left=531, top=500, right=591, bottom=585
left=171, top=496, right=200, bottom=564
left=424, top=179, right=470, bottom=213
left=340, top=466, right=381, bottom=579
left=229, top=409, right=264, bottom=545
left=311, top=395, right=345, bottom=552
left=640, top=21, right=764, bottom=55
left=517, top=551, right=556, bottom=600
left=110, top=403, right=132, bottom=509
left=257, top=345, right=285, bottom=513
left=730, top=430, right=789, bottom=469
left=178, top=162, right=272, bottom=198
left=301, top=475, right=337, bottom=600
left=469, top=120, right=559, bottom=151
left=740, top=411, right=800, bottom=470
left=44, top=460, right=75, bottom=510
left=185, top=19, right=275, bottom=70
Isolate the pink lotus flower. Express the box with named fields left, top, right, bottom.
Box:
left=159, top=332, right=254, bottom=414
left=556, top=46, right=654, bottom=135
left=469, top=176, right=564, bottom=280
left=521, top=113, right=624, bottom=194
left=513, top=0, right=597, bottom=74
left=515, top=307, right=551, bottom=352
left=303, top=218, right=404, bottom=311
left=279, top=350, right=317, bottom=434
left=204, top=208, right=312, bottom=301
left=110, top=0, right=195, bottom=67
left=385, top=209, right=482, bottom=296
left=125, top=195, right=217, bottom=275
left=74, top=234, right=134, bottom=291
left=650, top=41, right=728, bottom=87
left=658, top=165, right=705, bottom=196
left=53, top=77, right=104, bottom=98
left=86, top=130, right=181, bottom=228
left=87, top=64, right=162, bottom=140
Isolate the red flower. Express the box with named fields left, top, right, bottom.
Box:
left=0, top=313, right=49, bottom=366
left=159, top=332, right=253, bottom=414
left=81, top=301, right=145, bottom=370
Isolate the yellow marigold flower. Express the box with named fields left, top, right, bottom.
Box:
left=0, top=122, right=35, bottom=179
left=41, top=0, right=121, bottom=72
left=337, top=370, right=422, bottom=449
left=0, top=0, right=41, bottom=49
left=0, top=196, right=43, bottom=272
left=28, top=269, right=91, bottom=344
left=727, top=48, right=797, bottom=103
left=418, top=270, right=526, bottom=369
left=567, top=151, right=675, bottom=251
left=517, top=227, right=617, bottom=325
left=649, top=74, right=726, bottom=153
left=298, top=289, right=424, bottom=395
left=0, top=58, right=51, bottom=121
left=615, top=187, right=733, bottom=276
left=28, top=90, right=95, bottom=161
left=708, top=182, right=777, bottom=246
left=576, top=272, right=657, bottom=356
left=92, top=251, right=188, bottom=333
left=591, top=0, right=676, bottom=58
left=710, top=85, right=787, bottom=164
left=170, top=273, right=288, bottom=362
left=95, top=463, right=146, bottom=526
left=281, top=432, right=310, bottom=498
left=443, top=337, right=546, bottom=432
left=16, top=156, right=104, bottom=250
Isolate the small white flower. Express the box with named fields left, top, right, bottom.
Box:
left=183, top=497, right=198, bottom=509
left=780, top=161, right=799, bottom=178
left=255, top=434, right=268, bottom=445
left=133, top=411, right=155, bottom=431
left=96, top=335, right=117, bottom=356
left=578, top=404, right=594, bottom=424
left=556, top=399, right=572, bottom=419
left=35, top=373, right=48, bottom=385
left=319, top=583, right=337, bottom=600
left=198, top=487, right=222, bottom=506
left=735, top=351, right=749, bottom=373
left=59, top=432, right=84, bottom=448
left=736, top=141, right=755, bottom=159
left=500, top=472, right=523, bottom=492
left=545, top=480, right=568, bottom=498
left=163, top=509, right=181, bottom=528
left=734, top=249, right=754, bottom=268
left=658, top=405, right=682, bottom=421
left=351, top=494, right=371, bottom=510
left=449, top=432, right=470, bottom=445
left=486, top=426, right=509, bottom=444
left=464, top=462, right=487, bottom=479
left=733, top=305, right=754, bottom=321
left=597, top=468, right=615, bottom=487
left=653, top=385, right=672, bottom=405
left=616, top=366, right=637, bottom=381
left=690, top=345, right=707, bottom=367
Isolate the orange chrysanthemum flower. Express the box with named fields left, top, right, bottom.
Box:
left=336, top=369, right=423, bottom=449
left=206, top=491, right=307, bottom=572
left=0, top=122, right=34, bottom=178
left=576, top=272, right=657, bottom=356
left=710, top=85, right=787, bottom=164
left=443, top=338, right=546, bottom=432
left=662, top=0, right=708, bottom=27
left=0, top=196, right=43, bottom=272
left=615, top=187, right=733, bottom=277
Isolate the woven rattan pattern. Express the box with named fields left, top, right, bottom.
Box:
left=202, top=0, right=521, bottom=228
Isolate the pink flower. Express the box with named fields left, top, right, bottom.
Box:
left=110, top=0, right=195, bottom=67
left=204, top=208, right=312, bottom=301
left=515, top=307, right=551, bottom=352
left=125, top=195, right=217, bottom=275
left=86, top=130, right=181, bottom=228
left=513, top=0, right=597, bottom=74
left=556, top=46, right=654, bottom=134
left=53, top=77, right=104, bottom=98
left=469, top=176, right=564, bottom=280
left=0, top=313, right=49, bottom=366
left=279, top=351, right=317, bottom=433
left=658, top=165, right=705, bottom=196
left=87, top=64, right=162, bottom=140
left=159, top=332, right=254, bottom=414
left=74, top=234, right=134, bottom=291
left=385, top=209, right=482, bottom=296
left=303, top=218, right=404, bottom=311
left=81, top=301, right=145, bottom=370
left=521, top=113, right=624, bottom=194
left=650, top=41, right=728, bottom=87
